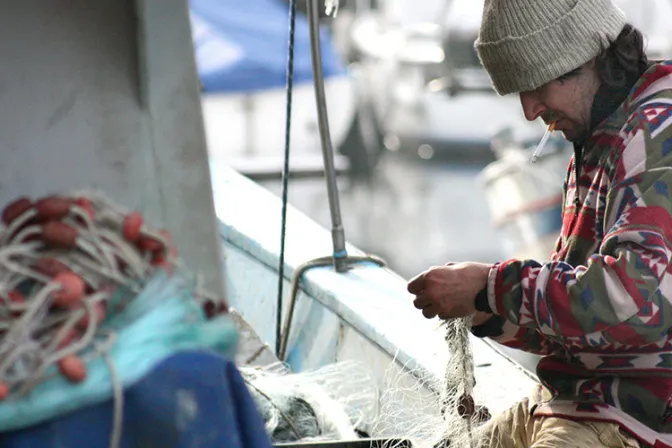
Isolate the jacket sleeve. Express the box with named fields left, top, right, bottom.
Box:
left=471, top=285, right=564, bottom=356
left=471, top=313, right=564, bottom=355
left=486, top=119, right=672, bottom=348
left=469, top=158, right=574, bottom=354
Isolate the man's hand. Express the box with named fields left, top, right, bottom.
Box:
left=407, top=262, right=492, bottom=320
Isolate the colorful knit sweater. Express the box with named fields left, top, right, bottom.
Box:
left=473, top=61, right=672, bottom=447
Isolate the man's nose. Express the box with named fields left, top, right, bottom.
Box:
left=519, top=91, right=547, bottom=121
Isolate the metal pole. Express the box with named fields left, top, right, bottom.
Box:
left=306, top=0, right=349, bottom=273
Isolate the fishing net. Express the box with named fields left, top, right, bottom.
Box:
left=370, top=317, right=493, bottom=448
left=240, top=360, right=378, bottom=444
left=437, top=317, right=491, bottom=448
left=238, top=322, right=494, bottom=447
left=0, top=192, right=234, bottom=446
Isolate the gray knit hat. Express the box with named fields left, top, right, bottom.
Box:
left=475, top=0, right=627, bottom=95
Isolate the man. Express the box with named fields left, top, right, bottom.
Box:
left=408, top=0, right=672, bottom=447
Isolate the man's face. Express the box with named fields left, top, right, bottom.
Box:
left=518, top=61, right=601, bottom=142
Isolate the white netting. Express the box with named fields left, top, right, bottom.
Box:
left=370, top=318, right=492, bottom=448
left=240, top=360, right=378, bottom=444
left=237, top=317, right=497, bottom=447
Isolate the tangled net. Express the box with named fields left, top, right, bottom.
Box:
left=371, top=317, right=492, bottom=448
left=436, top=317, right=490, bottom=448
left=0, top=192, right=229, bottom=444
left=241, top=361, right=378, bottom=444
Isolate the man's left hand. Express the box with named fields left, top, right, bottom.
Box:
left=407, top=262, right=492, bottom=319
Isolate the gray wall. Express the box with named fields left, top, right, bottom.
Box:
left=0, top=0, right=226, bottom=296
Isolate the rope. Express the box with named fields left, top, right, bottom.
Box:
left=276, top=0, right=298, bottom=356
left=439, top=317, right=483, bottom=448
left=0, top=192, right=227, bottom=446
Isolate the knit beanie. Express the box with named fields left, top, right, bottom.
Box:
left=474, top=0, right=627, bottom=95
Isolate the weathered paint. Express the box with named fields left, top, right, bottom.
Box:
left=0, top=0, right=225, bottom=297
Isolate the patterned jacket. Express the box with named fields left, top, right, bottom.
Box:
left=473, top=61, right=672, bottom=447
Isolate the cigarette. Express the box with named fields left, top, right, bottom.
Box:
left=531, top=122, right=556, bottom=163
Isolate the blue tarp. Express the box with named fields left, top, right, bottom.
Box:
left=190, top=0, right=346, bottom=93
left=0, top=351, right=274, bottom=448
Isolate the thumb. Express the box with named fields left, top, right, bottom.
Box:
left=407, top=272, right=426, bottom=294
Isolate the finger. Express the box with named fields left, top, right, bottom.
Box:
left=413, top=294, right=431, bottom=309
left=407, top=272, right=426, bottom=294
left=422, top=305, right=438, bottom=319
left=444, top=262, right=455, bottom=267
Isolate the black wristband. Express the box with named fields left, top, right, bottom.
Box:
left=474, top=286, right=492, bottom=313
left=471, top=314, right=506, bottom=338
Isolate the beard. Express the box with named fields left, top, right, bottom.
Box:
left=543, top=115, right=589, bottom=143
left=561, top=122, right=590, bottom=143
left=562, top=128, right=585, bottom=142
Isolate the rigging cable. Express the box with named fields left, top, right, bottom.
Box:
left=276, top=0, right=298, bottom=356
left=276, top=0, right=385, bottom=362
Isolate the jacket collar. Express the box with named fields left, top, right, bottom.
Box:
left=573, top=61, right=665, bottom=160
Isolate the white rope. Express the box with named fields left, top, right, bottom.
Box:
left=0, top=192, right=227, bottom=446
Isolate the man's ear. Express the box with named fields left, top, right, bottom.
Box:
left=584, top=58, right=597, bottom=69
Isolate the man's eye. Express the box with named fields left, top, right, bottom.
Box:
left=556, top=74, right=572, bottom=84
left=556, top=68, right=582, bottom=84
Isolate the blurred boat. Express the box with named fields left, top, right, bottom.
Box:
left=191, top=0, right=382, bottom=179
left=340, top=0, right=545, bottom=163
left=480, top=129, right=571, bottom=262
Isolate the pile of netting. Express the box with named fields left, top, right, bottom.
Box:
left=240, top=320, right=493, bottom=448
left=0, top=192, right=234, bottom=446
left=240, top=361, right=378, bottom=444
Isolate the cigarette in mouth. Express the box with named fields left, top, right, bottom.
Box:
left=531, top=121, right=556, bottom=163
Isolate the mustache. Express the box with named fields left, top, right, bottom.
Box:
left=541, top=113, right=560, bottom=124
left=541, top=113, right=560, bottom=125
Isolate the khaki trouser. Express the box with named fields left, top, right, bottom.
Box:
left=478, top=387, right=642, bottom=448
